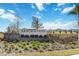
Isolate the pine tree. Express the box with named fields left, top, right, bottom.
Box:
left=32, top=15, right=43, bottom=31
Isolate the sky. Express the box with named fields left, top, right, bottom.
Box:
left=0, top=3, right=79, bottom=32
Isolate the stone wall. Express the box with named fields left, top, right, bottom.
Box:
left=4, top=31, right=78, bottom=43
left=4, top=33, right=20, bottom=41
left=4, top=33, right=49, bottom=41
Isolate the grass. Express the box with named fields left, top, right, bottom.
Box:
left=16, top=48, right=79, bottom=56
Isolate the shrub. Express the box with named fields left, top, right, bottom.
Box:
left=39, top=49, right=44, bottom=52
left=4, top=44, right=8, bottom=48
left=33, top=46, right=38, bottom=50
left=32, top=44, right=39, bottom=50
left=18, top=50, right=22, bottom=53
left=47, top=48, right=53, bottom=51
left=10, top=44, right=16, bottom=49
left=15, top=48, right=18, bottom=50
left=29, top=46, right=32, bottom=48
left=71, top=46, right=75, bottom=49
left=42, top=46, right=47, bottom=49
left=26, top=42, right=29, bottom=45
left=24, top=47, right=29, bottom=50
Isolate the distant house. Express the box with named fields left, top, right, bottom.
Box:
left=19, top=28, right=48, bottom=37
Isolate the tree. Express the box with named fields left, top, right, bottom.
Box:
left=7, top=26, right=10, bottom=33
left=7, top=24, right=17, bottom=33
left=32, top=16, right=43, bottom=31
left=69, top=5, right=79, bottom=41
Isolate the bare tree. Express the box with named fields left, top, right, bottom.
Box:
left=7, top=26, right=10, bottom=33
left=7, top=24, right=17, bottom=33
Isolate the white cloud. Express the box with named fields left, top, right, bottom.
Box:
left=61, top=5, right=75, bottom=14
left=43, top=19, right=77, bottom=30
left=32, top=4, right=35, bottom=9
left=0, top=9, right=5, bottom=15
left=0, top=8, right=17, bottom=22
left=36, top=11, right=40, bottom=15
left=45, top=3, right=51, bottom=5
left=32, top=3, right=46, bottom=11
left=35, top=3, right=44, bottom=11
left=54, top=8, right=62, bottom=12
left=0, top=25, right=8, bottom=32
left=54, top=8, right=58, bottom=11
left=20, top=18, right=26, bottom=24
left=57, top=3, right=65, bottom=6
left=36, top=15, right=41, bottom=19
left=37, top=16, right=41, bottom=19
left=0, top=13, right=17, bottom=22
left=8, top=10, right=15, bottom=13
left=33, top=15, right=41, bottom=19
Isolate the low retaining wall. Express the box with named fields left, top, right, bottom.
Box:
left=4, top=33, right=20, bottom=41
left=4, top=33, right=49, bottom=41
left=4, top=33, right=78, bottom=43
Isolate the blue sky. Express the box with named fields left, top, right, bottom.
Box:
left=0, top=3, right=79, bottom=32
